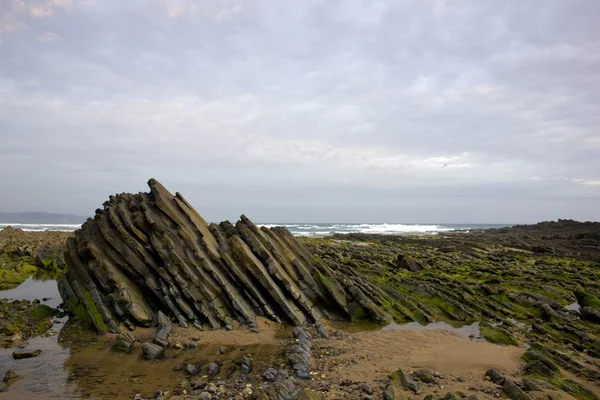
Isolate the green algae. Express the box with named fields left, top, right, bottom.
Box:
left=480, top=324, right=518, bottom=345
left=0, top=254, right=38, bottom=289
left=70, top=286, right=109, bottom=332
left=559, top=379, right=599, bottom=400
left=522, top=348, right=560, bottom=372
left=574, top=290, right=600, bottom=310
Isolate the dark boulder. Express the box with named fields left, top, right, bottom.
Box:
left=397, top=254, right=425, bottom=272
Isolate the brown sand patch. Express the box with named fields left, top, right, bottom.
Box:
left=335, top=329, right=525, bottom=381
left=311, top=328, right=527, bottom=398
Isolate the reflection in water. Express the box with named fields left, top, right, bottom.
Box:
left=382, top=320, right=482, bottom=340
left=564, top=301, right=581, bottom=313
left=0, top=279, right=284, bottom=400
left=0, top=277, right=62, bottom=308
left=0, top=316, right=71, bottom=399
left=331, top=319, right=482, bottom=340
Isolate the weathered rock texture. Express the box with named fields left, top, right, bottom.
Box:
left=58, top=179, right=388, bottom=334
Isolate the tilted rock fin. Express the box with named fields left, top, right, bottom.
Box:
left=58, top=179, right=389, bottom=333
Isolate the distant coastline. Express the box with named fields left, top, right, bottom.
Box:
left=0, top=212, right=85, bottom=224
left=0, top=215, right=512, bottom=235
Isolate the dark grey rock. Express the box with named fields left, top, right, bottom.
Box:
left=522, top=378, right=543, bottom=392
left=391, top=368, right=418, bottom=392
left=581, top=306, right=600, bottom=323
left=264, top=367, right=279, bottom=382
left=184, top=363, right=199, bottom=376
left=141, top=342, right=165, bottom=360
left=156, top=311, right=172, bottom=332
left=523, top=360, right=554, bottom=377
left=414, top=368, right=437, bottom=384
left=12, top=349, right=41, bottom=359
left=292, top=326, right=311, bottom=341
left=382, top=386, right=395, bottom=400
left=485, top=369, right=505, bottom=385
left=502, top=380, right=532, bottom=400
left=152, top=328, right=169, bottom=348
left=206, top=362, right=220, bottom=379
left=360, top=383, right=373, bottom=395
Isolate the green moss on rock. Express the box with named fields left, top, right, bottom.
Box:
left=480, top=324, right=518, bottom=345
left=0, top=258, right=38, bottom=290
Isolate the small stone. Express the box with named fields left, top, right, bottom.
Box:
left=3, top=370, right=20, bottom=383
left=198, top=392, right=212, bottom=400
left=264, top=367, right=278, bottom=382
left=205, top=383, right=217, bottom=393
left=241, top=387, right=252, bottom=397
left=141, top=342, right=165, bottom=360
left=360, top=383, right=373, bottom=395
left=12, top=349, right=41, bottom=359
left=115, top=333, right=135, bottom=353
left=206, top=362, right=220, bottom=379
left=173, top=363, right=184, bottom=371
left=173, top=341, right=184, bottom=350
left=485, top=369, right=505, bottom=385
left=391, top=368, right=419, bottom=393
left=184, top=364, right=199, bottom=376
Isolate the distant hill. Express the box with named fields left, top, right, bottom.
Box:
left=0, top=212, right=86, bottom=224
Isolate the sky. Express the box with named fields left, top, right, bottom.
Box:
left=0, top=0, right=599, bottom=223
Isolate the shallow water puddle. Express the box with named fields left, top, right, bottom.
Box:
left=564, top=301, right=581, bottom=313
left=0, top=276, right=63, bottom=307
left=382, top=320, right=482, bottom=340
left=331, top=320, right=483, bottom=340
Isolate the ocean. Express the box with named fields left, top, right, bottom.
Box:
left=0, top=222, right=511, bottom=235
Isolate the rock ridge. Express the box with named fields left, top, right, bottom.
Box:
left=58, top=179, right=388, bottom=334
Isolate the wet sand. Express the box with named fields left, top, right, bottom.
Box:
left=308, top=327, right=527, bottom=398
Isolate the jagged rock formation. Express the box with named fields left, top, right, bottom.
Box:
left=57, top=179, right=388, bottom=334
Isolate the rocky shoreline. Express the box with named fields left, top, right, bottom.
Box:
left=0, top=213, right=599, bottom=399
left=0, top=227, right=70, bottom=289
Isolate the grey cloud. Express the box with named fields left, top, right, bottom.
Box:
left=0, top=0, right=598, bottom=222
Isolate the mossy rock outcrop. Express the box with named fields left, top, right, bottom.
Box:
left=57, top=179, right=389, bottom=334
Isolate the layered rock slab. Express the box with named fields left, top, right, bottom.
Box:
left=58, top=179, right=388, bottom=334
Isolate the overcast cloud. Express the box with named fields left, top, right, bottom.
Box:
left=0, top=0, right=599, bottom=223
